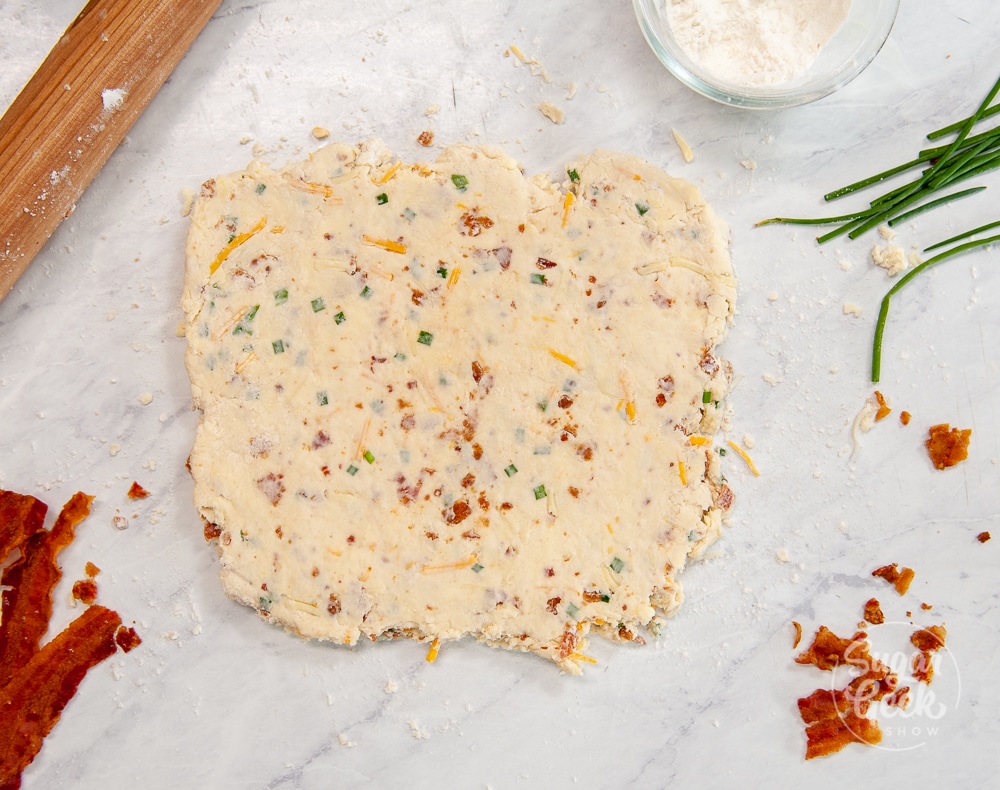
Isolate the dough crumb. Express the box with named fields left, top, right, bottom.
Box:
left=878, top=224, right=896, bottom=240
left=138, top=393, right=153, bottom=406
left=337, top=733, right=356, bottom=748
left=180, top=188, right=196, bottom=218
left=672, top=129, right=695, bottom=163
left=739, top=159, right=757, bottom=170
left=538, top=101, right=565, bottom=124
left=843, top=303, right=862, bottom=317
left=101, top=88, right=126, bottom=111
left=312, top=127, right=330, bottom=140
left=871, top=243, right=908, bottom=276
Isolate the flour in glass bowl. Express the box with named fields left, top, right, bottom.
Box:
left=665, top=0, right=852, bottom=87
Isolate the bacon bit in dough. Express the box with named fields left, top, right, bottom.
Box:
left=794, top=626, right=870, bottom=671
left=900, top=410, right=911, bottom=426
left=873, top=390, right=891, bottom=422
left=792, top=621, right=803, bottom=649
left=871, top=563, right=915, bottom=595
left=925, top=423, right=972, bottom=469
left=977, top=531, right=991, bottom=543
left=863, top=598, right=884, bottom=625
left=0, top=490, right=47, bottom=566
left=417, top=130, right=434, bottom=147
left=84, top=562, right=100, bottom=577
left=127, top=481, right=150, bottom=499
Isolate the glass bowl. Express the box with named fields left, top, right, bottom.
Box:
left=633, top=0, right=900, bottom=109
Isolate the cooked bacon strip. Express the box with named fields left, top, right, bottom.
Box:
left=0, top=492, right=93, bottom=683
left=794, top=626, right=870, bottom=671
left=863, top=597, right=884, bottom=625
left=0, top=489, right=48, bottom=566
left=804, top=710, right=882, bottom=759
left=0, top=604, right=121, bottom=787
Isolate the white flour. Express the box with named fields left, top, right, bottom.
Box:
left=665, top=0, right=852, bottom=87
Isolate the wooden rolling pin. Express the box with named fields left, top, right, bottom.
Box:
left=0, top=0, right=223, bottom=302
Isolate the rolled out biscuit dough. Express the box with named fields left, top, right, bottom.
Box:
left=182, top=139, right=736, bottom=673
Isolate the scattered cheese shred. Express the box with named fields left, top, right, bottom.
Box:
left=678, top=461, right=687, bottom=486
left=362, top=235, right=407, bottom=254
left=727, top=441, right=760, bottom=477
left=548, top=349, right=579, bottom=370
left=447, top=266, right=462, bottom=288
left=569, top=652, right=597, bottom=665
left=421, top=554, right=479, bottom=573
left=234, top=351, right=256, bottom=374
left=688, top=436, right=711, bottom=446
left=625, top=400, right=637, bottom=423
left=561, top=190, right=575, bottom=227
left=210, top=218, right=266, bottom=274
left=425, top=637, right=440, bottom=663
left=509, top=44, right=527, bottom=63
left=376, top=161, right=402, bottom=184
left=671, top=129, right=695, bottom=163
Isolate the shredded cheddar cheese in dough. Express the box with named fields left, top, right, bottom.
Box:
left=182, top=139, right=736, bottom=674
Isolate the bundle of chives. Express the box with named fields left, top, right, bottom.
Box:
left=756, top=73, right=1000, bottom=243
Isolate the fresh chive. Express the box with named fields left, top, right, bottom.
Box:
left=568, top=168, right=580, bottom=182
left=924, top=219, right=1000, bottom=252
left=533, top=484, right=547, bottom=500
left=317, top=391, right=328, bottom=406
left=702, top=391, right=712, bottom=404
left=636, top=202, right=650, bottom=216
left=871, top=231, right=1000, bottom=382
left=346, top=464, right=359, bottom=476
left=504, top=464, right=518, bottom=477
left=360, top=285, right=372, bottom=299
left=718, top=447, right=727, bottom=456
left=256, top=183, right=267, bottom=195
left=609, top=556, right=625, bottom=573
left=471, top=562, right=484, bottom=573
left=376, top=192, right=388, bottom=205
left=272, top=339, right=285, bottom=354
left=926, top=102, right=1000, bottom=140
left=334, top=311, right=346, bottom=324
left=417, top=330, right=433, bottom=346
left=451, top=174, right=469, bottom=191
left=887, top=186, right=987, bottom=227
left=537, top=399, right=548, bottom=412
left=565, top=602, right=579, bottom=619
left=530, top=273, right=547, bottom=285
left=274, top=288, right=289, bottom=305
left=600, top=594, right=610, bottom=603
left=311, top=297, right=325, bottom=312
left=437, top=266, right=448, bottom=278
left=363, top=450, right=375, bottom=464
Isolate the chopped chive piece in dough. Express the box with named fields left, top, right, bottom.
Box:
left=471, top=563, right=484, bottom=573
left=376, top=192, right=388, bottom=205
left=504, top=464, right=518, bottom=477
left=451, top=174, right=469, bottom=191
left=530, top=273, right=547, bottom=285
left=334, top=311, right=346, bottom=324
left=272, top=340, right=285, bottom=354
left=274, top=288, right=288, bottom=305
left=702, top=391, right=712, bottom=404
left=360, top=285, right=372, bottom=299
left=533, top=484, right=547, bottom=500
left=311, top=297, right=325, bottom=313
left=363, top=450, right=375, bottom=464
left=610, top=556, right=625, bottom=573
left=346, top=464, right=358, bottom=476
left=417, top=330, right=434, bottom=346
left=317, top=391, right=328, bottom=406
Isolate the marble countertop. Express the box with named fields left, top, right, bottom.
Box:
left=1, top=1, right=997, bottom=787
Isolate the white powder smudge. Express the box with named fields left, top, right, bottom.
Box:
left=101, top=88, right=127, bottom=111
